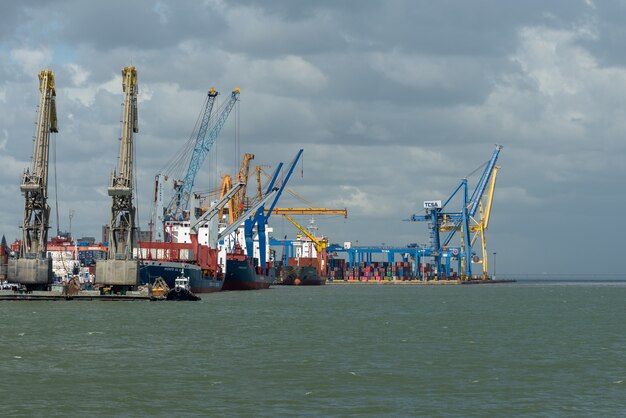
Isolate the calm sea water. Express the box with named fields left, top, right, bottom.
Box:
left=0, top=281, right=624, bottom=417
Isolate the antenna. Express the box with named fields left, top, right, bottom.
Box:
left=69, top=209, right=75, bottom=240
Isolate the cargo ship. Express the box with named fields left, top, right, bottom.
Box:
left=279, top=263, right=326, bottom=286
left=137, top=240, right=223, bottom=294
left=139, top=260, right=222, bottom=293
left=275, top=222, right=327, bottom=286
left=222, top=245, right=275, bottom=290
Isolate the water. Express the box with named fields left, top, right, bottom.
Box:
left=0, top=281, right=624, bottom=417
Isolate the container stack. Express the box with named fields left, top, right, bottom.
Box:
left=328, top=260, right=419, bottom=281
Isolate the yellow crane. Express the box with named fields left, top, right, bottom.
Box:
left=254, top=164, right=271, bottom=202
left=470, top=165, right=500, bottom=278
left=232, top=153, right=254, bottom=220
left=439, top=165, right=500, bottom=278
left=268, top=208, right=347, bottom=218
left=217, top=153, right=255, bottom=224
left=8, top=69, right=58, bottom=288
left=96, top=66, right=140, bottom=289
left=274, top=208, right=348, bottom=276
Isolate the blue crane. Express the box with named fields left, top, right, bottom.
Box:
left=165, top=88, right=240, bottom=221
left=244, top=149, right=304, bottom=271
left=409, top=145, right=502, bottom=278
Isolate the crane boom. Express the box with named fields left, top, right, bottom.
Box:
left=283, top=214, right=326, bottom=253
left=267, top=208, right=348, bottom=217
left=106, top=66, right=138, bottom=259
left=468, top=145, right=502, bottom=217
left=166, top=88, right=240, bottom=221
left=20, top=69, right=58, bottom=258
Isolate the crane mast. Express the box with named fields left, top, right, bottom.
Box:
left=107, top=66, right=138, bottom=260
left=8, top=69, right=58, bottom=289
left=20, top=69, right=58, bottom=258
left=95, top=66, right=140, bottom=291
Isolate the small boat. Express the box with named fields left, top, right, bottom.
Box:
left=166, top=273, right=201, bottom=301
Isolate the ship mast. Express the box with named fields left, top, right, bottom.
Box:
left=20, top=69, right=58, bottom=258
left=106, top=66, right=138, bottom=260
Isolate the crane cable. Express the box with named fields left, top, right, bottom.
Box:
left=258, top=167, right=315, bottom=207
left=52, top=131, right=60, bottom=236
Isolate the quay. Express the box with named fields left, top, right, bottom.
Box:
left=0, top=289, right=159, bottom=301
left=328, top=279, right=516, bottom=285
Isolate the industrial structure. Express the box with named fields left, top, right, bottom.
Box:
left=270, top=208, right=348, bottom=278
left=7, top=69, right=58, bottom=289
left=216, top=153, right=254, bottom=224
left=408, top=145, right=502, bottom=279
left=243, top=149, right=304, bottom=270
left=95, top=66, right=140, bottom=289
left=154, top=87, right=241, bottom=232
left=0, top=66, right=508, bottom=291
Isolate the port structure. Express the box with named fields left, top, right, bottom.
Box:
left=243, top=149, right=304, bottom=270
left=96, top=66, right=139, bottom=289
left=7, top=70, right=58, bottom=289
left=161, top=87, right=240, bottom=225
left=408, top=145, right=502, bottom=279
left=268, top=208, right=348, bottom=276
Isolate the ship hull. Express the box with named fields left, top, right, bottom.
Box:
left=139, top=260, right=223, bottom=293
left=279, top=265, right=327, bottom=286
left=223, top=258, right=273, bottom=290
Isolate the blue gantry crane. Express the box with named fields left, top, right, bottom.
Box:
left=409, top=145, right=502, bottom=279
left=244, top=149, right=303, bottom=271
left=165, top=88, right=240, bottom=221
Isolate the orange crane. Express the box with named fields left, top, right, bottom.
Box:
left=217, top=153, right=255, bottom=224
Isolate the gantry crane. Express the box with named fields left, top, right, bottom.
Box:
left=244, top=149, right=304, bottom=271
left=269, top=208, right=347, bottom=217
left=8, top=69, right=58, bottom=288
left=277, top=208, right=348, bottom=276
left=409, top=145, right=502, bottom=279
left=96, top=66, right=140, bottom=289
left=165, top=88, right=240, bottom=222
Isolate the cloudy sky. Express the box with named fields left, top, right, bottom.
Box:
left=1, top=0, right=625, bottom=276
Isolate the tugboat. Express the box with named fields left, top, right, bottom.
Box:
left=166, top=272, right=201, bottom=301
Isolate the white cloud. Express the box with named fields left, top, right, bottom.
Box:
left=65, top=63, right=90, bottom=86
left=64, top=74, right=123, bottom=106
left=10, top=48, right=52, bottom=75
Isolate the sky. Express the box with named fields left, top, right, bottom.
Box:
left=1, top=0, right=625, bottom=276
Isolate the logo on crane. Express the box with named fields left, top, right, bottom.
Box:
left=424, top=200, right=442, bottom=209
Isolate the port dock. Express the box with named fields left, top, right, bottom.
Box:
left=0, top=289, right=160, bottom=301
left=328, top=279, right=515, bottom=285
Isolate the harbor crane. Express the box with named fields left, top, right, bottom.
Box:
left=95, top=66, right=140, bottom=289
left=244, top=149, right=304, bottom=270
left=409, top=145, right=502, bottom=279
left=275, top=208, right=348, bottom=276
left=216, top=153, right=254, bottom=224
left=8, top=69, right=58, bottom=289
left=164, top=88, right=240, bottom=222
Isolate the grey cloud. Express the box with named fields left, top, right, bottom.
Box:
left=2, top=0, right=626, bottom=274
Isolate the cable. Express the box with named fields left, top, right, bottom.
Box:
left=52, top=131, right=60, bottom=236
